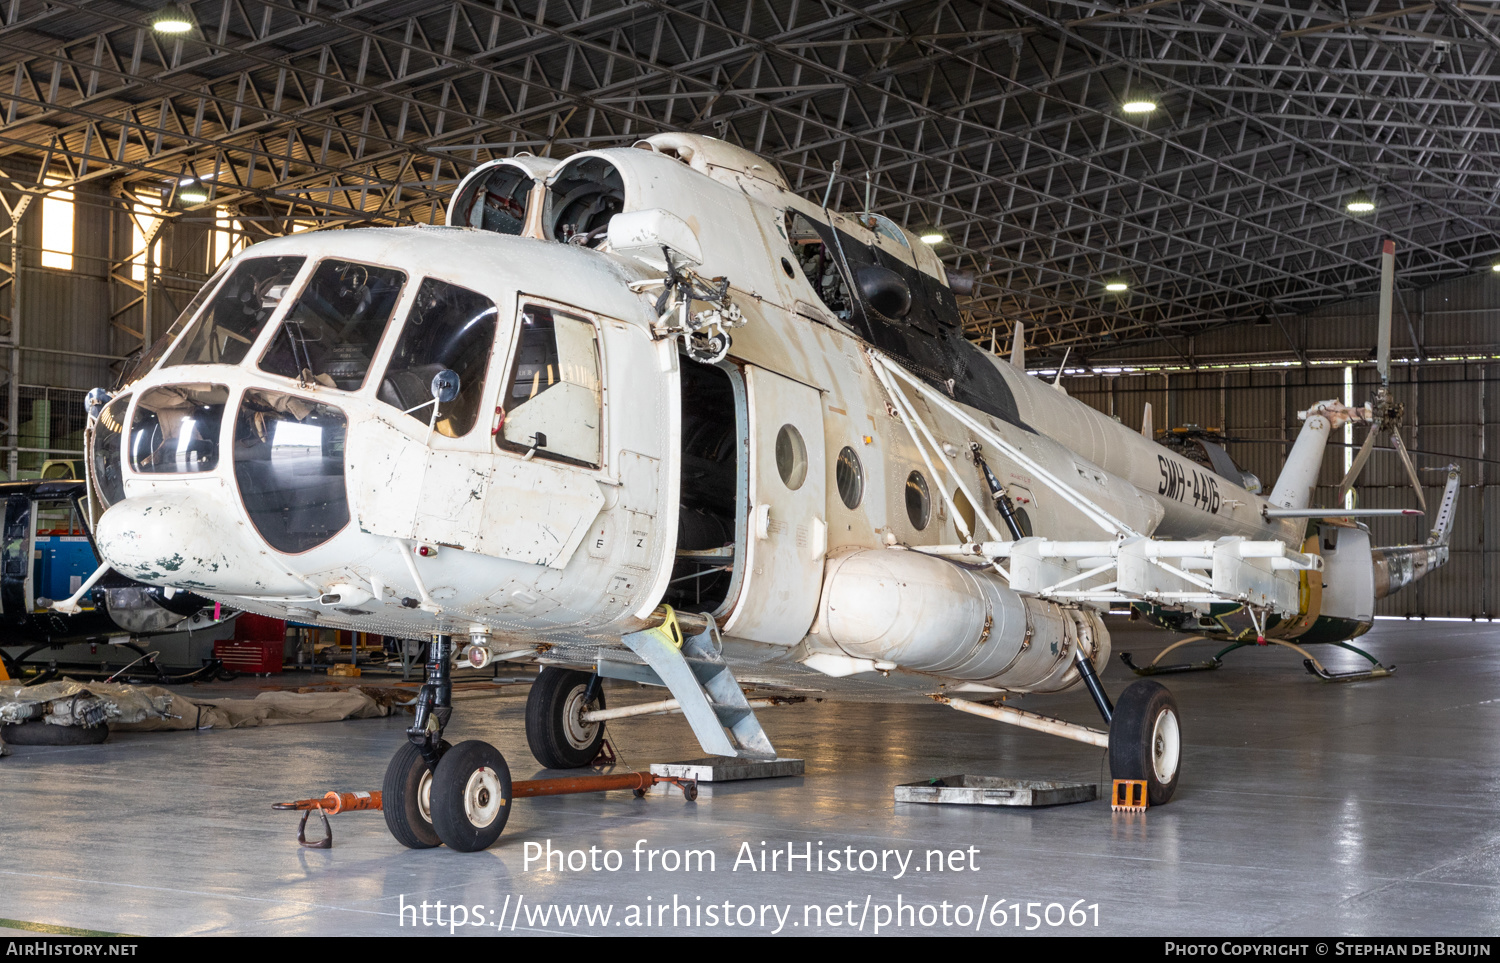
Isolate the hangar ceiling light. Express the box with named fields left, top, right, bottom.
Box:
left=151, top=3, right=192, bottom=34
left=1121, top=99, right=1157, bottom=114
left=1346, top=190, right=1376, bottom=214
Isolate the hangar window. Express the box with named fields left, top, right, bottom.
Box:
left=259, top=259, right=406, bottom=391
left=544, top=157, right=625, bottom=246
left=40, top=179, right=73, bottom=271
left=233, top=390, right=349, bottom=554
left=498, top=304, right=601, bottom=467
left=165, top=256, right=306, bottom=368
left=129, top=384, right=229, bottom=474
left=378, top=278, right=499, bottom=438
left=449, top=163, right=533, bottom=236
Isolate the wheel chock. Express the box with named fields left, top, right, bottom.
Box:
left=591, top=738, right=618, bottom=767
left=1111, top=779, right=1148, bottom=812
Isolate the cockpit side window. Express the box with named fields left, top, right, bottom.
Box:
left=497, top=304, right=601, bottom=467
left=90, top=394, right=130, bottom=510
left=543, top=157, right=624, bottom=246
left=165, top=256, right=305, bottom=368
left=377, top=278, right=499, bottom=438
left=259, top=259, right=406, bottom=391
left=451, top=165, right=532, bottom=235
left=785, top=211, right=852, bottom=319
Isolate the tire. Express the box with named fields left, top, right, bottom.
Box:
left=525, top=667, right=606, bottom=769
left=382, top=739, right=450, bottom=849
left=429, top=740, right=512, bottom=852
left=0, top=721, right=109, bottom=746
left=1107, top=679, right=1182, bottom=806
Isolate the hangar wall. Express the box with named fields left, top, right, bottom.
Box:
left=0, top=182, right=225, bottom=477
left=1061, top=269, right=1500, bottom=618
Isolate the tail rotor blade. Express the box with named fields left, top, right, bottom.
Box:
left=1377, top=239, right=1395, bottom=388
left=1390, top=427, right=1428, bottom=511
left=1337, top=428, right=1379, bottom=505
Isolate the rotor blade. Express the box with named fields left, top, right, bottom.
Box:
left=1377, top=239, right=1395, bottom=387
left=1336, top=429, right=1379, bottom=504
left=1389, top=427, right=1427, bottom=511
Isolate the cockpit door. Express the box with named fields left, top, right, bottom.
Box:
left=722, top=366, right=826, bottom=644
left=1, top=494, right=34, bottom=615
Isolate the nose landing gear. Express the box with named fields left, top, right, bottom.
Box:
left=383, top=632, right=516, bottom=851
left=429, top=740, right=513, bottom=852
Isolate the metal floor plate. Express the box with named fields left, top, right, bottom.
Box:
left=650, top=756, right=805, bottom=781
left=895, top=774, right=1098, bottom=807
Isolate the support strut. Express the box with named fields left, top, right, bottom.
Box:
left=407, top=633, right=452, bottom=764
left=971, top=444, right=1025, bottom=540
left=1073, top=648, right=1113, bottom=724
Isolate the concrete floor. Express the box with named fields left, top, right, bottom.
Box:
left=3, top=619, right=1500, bottom=937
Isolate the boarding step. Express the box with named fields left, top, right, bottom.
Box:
left=618, top=607, right=776, bottom=759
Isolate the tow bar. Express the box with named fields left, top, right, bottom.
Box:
left=274, top=771, right=700, bottom=848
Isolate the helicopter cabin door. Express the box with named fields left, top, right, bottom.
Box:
left=722, top=366, right=827, bottom=644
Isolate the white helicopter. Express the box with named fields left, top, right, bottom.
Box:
left=68, top=132, right=1455, bottom=852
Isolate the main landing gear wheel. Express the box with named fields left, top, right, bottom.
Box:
left=382, top=739, right=450, bottom=849
left=1108, top=679, right=1182, bottom=806
left=526, top=667, right=607, bottom=769
left=430, top=740, right=512, bottom=852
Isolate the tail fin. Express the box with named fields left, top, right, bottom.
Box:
left=1140, top=402, right=1153, bottom=439
left=1428, top=465, right=1460, bottom=547
left=1371, top=465, right=1460, bottom=600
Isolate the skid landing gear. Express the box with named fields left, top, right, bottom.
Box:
left=1121, top=636, right=1394, bottom=683
left=383, top=633, right=515, bottom=851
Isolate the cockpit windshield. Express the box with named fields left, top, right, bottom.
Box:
left=120, top=263, right=229, bottom=386
left=164, top=256, right=305, bottom=368
left=259, top=259, right=405, bottom=391
left=130, top=384, right=229, bottom=474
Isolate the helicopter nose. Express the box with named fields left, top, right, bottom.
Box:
left=95, top=491, right=311, bottom=597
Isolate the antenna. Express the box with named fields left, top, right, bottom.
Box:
left=822, top=161, right=840, bottom=210
left=863, top=171, right=874, bottom=214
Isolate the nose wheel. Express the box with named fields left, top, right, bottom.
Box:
left=1107, top=679, right=1182, bottom=806
left=525, top=667, right=607, bottom=769
left=429, top=740, right=513, bottom=852
left=382, top=739, right=450, bottom=849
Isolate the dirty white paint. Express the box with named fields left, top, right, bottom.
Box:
left=82, top=131, right=1443, bottom=698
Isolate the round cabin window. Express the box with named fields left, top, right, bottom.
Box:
left=905, top=470, right=930, bottom=530
left=836, top=446, right=864, bottom=508
left=775, top=424, right=808, bottom=491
